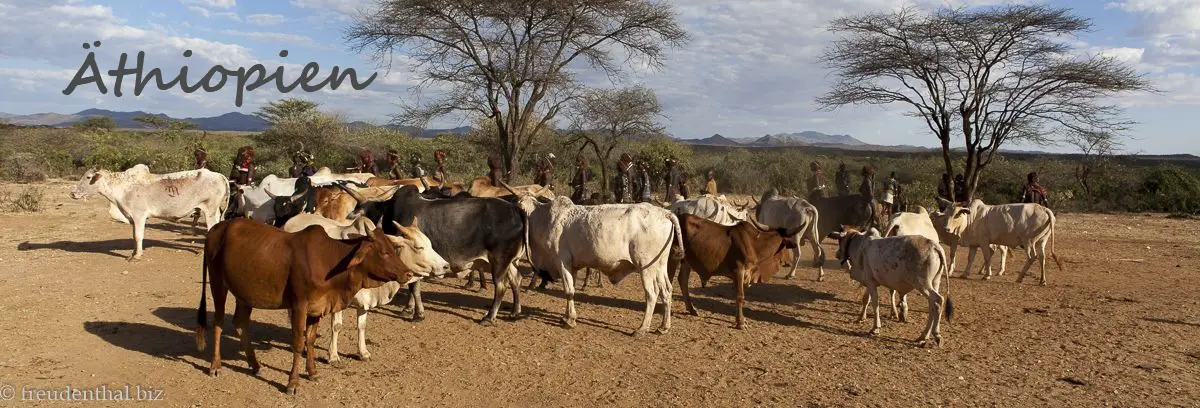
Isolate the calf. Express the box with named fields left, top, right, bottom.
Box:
left=932, top=198, right=1062, bottom=284
left=70, top=164, right=228, bottom=260
left=194, top=218, right=442, bottom=394
left=674, top=214, right=799, bottom=329
left=517, top=195, right=683, bottom=336
left=829, top=228, right=954, bottom=347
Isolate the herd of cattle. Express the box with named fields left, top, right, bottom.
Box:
left=65, top=164, right=1063, bottom=394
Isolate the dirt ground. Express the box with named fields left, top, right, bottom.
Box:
left=1, top=180, right=1198, bottom=407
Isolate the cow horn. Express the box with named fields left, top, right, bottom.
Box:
left=498, top=180, right=520, bottom=197
left=334, top=182, right=367, bottom=204
left=746, top=210, right=773, bottom=232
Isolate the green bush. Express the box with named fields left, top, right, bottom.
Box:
left=1138, top=166, right=1200, bottom=214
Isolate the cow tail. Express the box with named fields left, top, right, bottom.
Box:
left=518, top=207, right=534, bottom=270
left=217, top=174, right=231, bottom=217
left=1049, top=213, right=1063, bottom=272
left=195, top=247, right=209, bottom=352
left=806, top=205, right=825, bottom=266
left=669, top=212, right=684, bottom=260
left=936, top=244, right=954, bottom=323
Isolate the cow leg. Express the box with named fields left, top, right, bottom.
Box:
left=233, top=303, right=260, bottom=374
left=857, top=287, right=870, bottom=323
left=946, top=243, right=958, bottom=278
left=507, top=264, right=523, bottom=317
left=784, top=246, right=800, bottom=279
left=916, top=287, right=945, bottom=347
left=868, top=283, right=882, bottom=336
left=1015, top=246, right=1038, bottom=284
left=1037, top=238, right=1049, bottom=286
left=305, top=316, right=321, bottom=381
left=961, top=246, right=979, bottom=279
left=328, top=310, right=344, bottom=367
left=979, top=245, right=995, bottom=279
left=356, top=308, right=371, bottom=361
left=558, top=263, right=578, bottom=328
left=207, top=280, right=227, bottom=378
left=734, top=268, right=746, bottom=330
left=129, top=216, right=148, bottom=261
left=408, top=281, right=425, bottom=322
left=998, top=246, right=1009, bottom=276
left=482, top=260, right=511, bottom=325
left=592, top=268, right=605, bottom=289
left=634, top=269, right=660, bottom=337
left=898, top=292, right=910, bottom=323
left=657, top=269, right=672, bottom=334
left=679, top=263, right=698, bottom=316
left=286, top=309, right=306, bottom=395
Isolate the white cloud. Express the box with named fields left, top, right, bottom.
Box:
left=289, top=0, right=370, bottom=16
left=221, top=29, right=313, bottom=47
left=246, top=13, right=285, bottom=25
left=181, top=0, right=236, bottom=9
left=186, top=5, right=240, bottom=22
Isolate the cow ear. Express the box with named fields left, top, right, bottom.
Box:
left=89, top=172, right=102, bottom=185
left=345, top=233, right=365, bottom=240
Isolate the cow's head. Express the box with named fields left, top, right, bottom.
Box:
left=931, top=202, right=972, bottom=238
left=386, top=220, right=450, bottom=279
left=827, top=225, right=872, bottom=268
left=70, top=168, right=104, bottom=199
left=341, top=226, right=420, bottom=285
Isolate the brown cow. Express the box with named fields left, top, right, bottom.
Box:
left=671, top=214, right=800, bottom=329
left=194, top=218, right=444, bottom=395
left=312, top=184, right=399, bottom=221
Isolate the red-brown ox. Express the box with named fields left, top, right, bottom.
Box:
left=464, top=176, right=553, bottom=198
left=671, top=214, right=800, bottom=329
left=311, top=184, right=399, bottom=221
left=194, top=218, right=442, bottom=395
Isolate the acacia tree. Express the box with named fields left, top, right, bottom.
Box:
left=1068, top=130, right=1120, bottom=201
left=568, top=86, right=664, bottom=194
left=346, top=0, right=689, bottom=182
left=254, top=98, right=319, bottom=125
left=817, top=5, right=1154, bottom=202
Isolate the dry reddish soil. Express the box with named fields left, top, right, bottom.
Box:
left=1, top=180, right=1198, bottom=407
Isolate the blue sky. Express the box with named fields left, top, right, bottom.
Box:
left=1, top=0, right=1198, bottom=155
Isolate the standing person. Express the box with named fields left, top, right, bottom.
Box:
left=679, top=172, right=691, bottom=200
left=614, top=153, right=633, bottom=203
left=409, top=152, right=428, bottom=190
left=534, top=153, right=555, bottom=189
left=664, top=158, right=682, bottom=202
left=289, top=151, right=315, bottom=178
left=570, top=155, right=591, bottom=203
left=835, top=162, right=851, bottom=197
left=859, top=165, right=876, bottom=199
left=432, top=150, right=448, bottom=184
left=355, top=150, right=379, bottom=175
left=226, top=146, right=256, bottom=219
left=193, top=146, right=208, bottom=170
left=386, top=150, right=403, bottom=179
left=808, top=161, right=827, bottom=201
left=937, top=173, right=953, bottom=210
left=882, top=171, right=899, bottom=219
left=704, top=170, right=718, bottom=196
left=1022, top=172, right=1050, bottom=207
left=487, top=154, right=503, bottom=186
left=953, top=174, right=967, bottom=203
left=635, top=160, right=652, bottom=203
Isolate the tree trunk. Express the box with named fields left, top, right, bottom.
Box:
left=939, top=130, right=955, bottom=205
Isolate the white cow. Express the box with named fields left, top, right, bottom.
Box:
left=282, top=213, right=448, bottom=364
left=70, top=164, right=228, bottom=260
left=236, top=168, right=373, bottom=223
left=669, top=194, right=750, bottom=226
left=829, top=228, right=953, bottom=347
left=516, top=195, right=682, bottom=336
left=932, top=198, right=1062, bottom=285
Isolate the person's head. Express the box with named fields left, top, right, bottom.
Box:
left=620, top=153, right=631, bottom=163
left=810, top=161, right=820, bottom=172
left=666, top=157, right=677, bottom=167
left=839, top=162, right=846, bottom=171
left=1027, top=172, right=1039, bottom=183
left=955, top=174, right=964, bottom=182
left=546, top=153, right=556, bottom=162
left=386, top=149, right=399, bottom=163
left=410, top=152, right=421, bottom=164
left=862, top=165, right=874, bottom=177
left=707, top=170, right=715, bottom=180
left=434, top=150, right=446, bottom=163
left=576, top=155, right=587, bottom=167
left=488, top=154, right=500, bottom=169
left=889, top=171, right=896, bottom=179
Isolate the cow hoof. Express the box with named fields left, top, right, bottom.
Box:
left=631, top=329, right=647, bottom=338
left=286, top=385, right=298, bottom=395
left=686, top=309, right=699, bottom=316
left=561, top=318, right=577, bottom=329
left=474, top=287, right=487, bottom=293
left=127, top=256, right=142, bottom=262
left=308, top=372, right=320, bottom=382
left=655, top=327, right=669, bottom=335
left=478, top=318, right=495, bottom=327
left=250, top=364, right=262, bottom=375
left=360, top=355, right=371, bottom=362
left=868, top=328, right=881, bottom=336
left=982, top=275, right=992, bottom=280
left=1039, top=280, right=1047, bottom=286
left=410, top=314, right=425, bottom=323
left=208, top=367, right=220, bottom=377
left=734, top=323, right=745, bottom=330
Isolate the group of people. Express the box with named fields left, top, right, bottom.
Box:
left=808, top=161, right=903, bottom=218
left=558, top=153, right=710, bottom=204
left=937, top=171, right=1050, bottom=209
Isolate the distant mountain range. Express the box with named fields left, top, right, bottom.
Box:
left=3, top=109, right=1196, bottom=159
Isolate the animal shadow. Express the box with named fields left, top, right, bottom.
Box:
left=18, top=239, right=199, bottom=258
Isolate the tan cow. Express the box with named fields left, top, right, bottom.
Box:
left=932, top=198, right=1062, bottom=285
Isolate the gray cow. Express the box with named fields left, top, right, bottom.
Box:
left=753, top=190, right=826, bottom=281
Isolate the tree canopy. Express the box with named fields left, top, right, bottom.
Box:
left=817, top=5, right=1154, bottom=202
